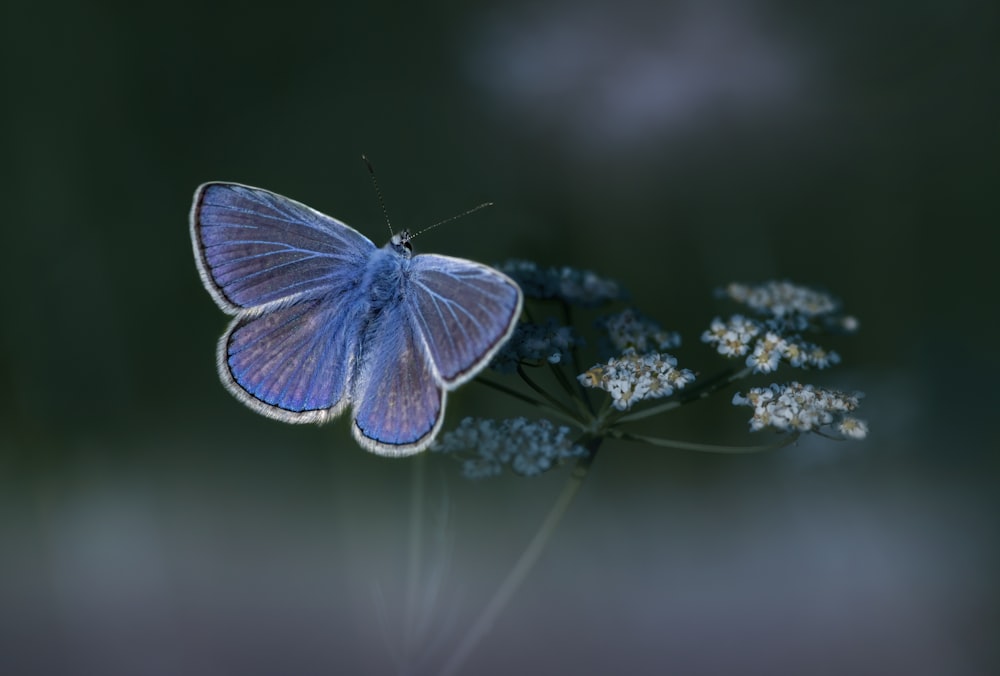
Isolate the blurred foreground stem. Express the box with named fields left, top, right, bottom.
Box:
left=440, top=439, right=600, bottom=676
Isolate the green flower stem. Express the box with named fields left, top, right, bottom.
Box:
left=403, top=453, right=427, bottom=653
left=558, top=299, right=598, bottom=411
left=516, top=365, right=581, bottom=423
left=440, top=440, right=600, bottom=676
left=683, top=364, right=755, bottom=402
left=475, top=377, right=581, bottom=428
left=615, top=398, right=683, bottom=423
left=547, top=358, right=578, bottom=400
left=614, top=430, right=800, bottom=453
left=547, top=361, right=594, bottom=421
left=588, top=398, right=618, bottom=434
left=558, top=300, right=583, bottom=373
left=475, top=377, right=546, bottom=408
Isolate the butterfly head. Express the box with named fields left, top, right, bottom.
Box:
left=389, top=230, right=414, bottom=257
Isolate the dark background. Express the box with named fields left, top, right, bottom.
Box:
left=2, top=0, right=997, bottom=674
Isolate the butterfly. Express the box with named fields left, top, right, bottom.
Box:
left=190, top=182, right=523, bottom=456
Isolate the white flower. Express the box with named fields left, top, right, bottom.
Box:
left=702, top=315, right=760, bottom=357
left=837, top=417, right=869, bottom=440
left=746, top=332, right=786, bottom=373
left=579, top=349, right=695, bottom=411
left=733, top=382, right=866, bottom=439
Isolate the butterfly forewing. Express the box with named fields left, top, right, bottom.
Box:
left=408, top=255, right=523, bottom=384
left=192, top=183, right=375, bottom=312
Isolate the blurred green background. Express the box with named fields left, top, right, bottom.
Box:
left=2, top=0, right=997, bottom=674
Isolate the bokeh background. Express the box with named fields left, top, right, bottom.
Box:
left=2, top=0, right=997, bottom=674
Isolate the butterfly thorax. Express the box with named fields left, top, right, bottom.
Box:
left=363, top=238, right=412, bottom=310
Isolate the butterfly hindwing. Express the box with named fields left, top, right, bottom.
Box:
left=351, top=301, right=444, bottom=455
left=192, top=182, right=375, bottom=313
left=220, top=295, right=363, bottom=423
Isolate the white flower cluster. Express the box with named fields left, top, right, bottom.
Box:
left=733, top=382, right=867, bottom=439
left=598, top=308, right=681, bottom=355
left=722, top=281, right=839, bottom=318
left=499, top=260, right=624, bottom=307
left=719, top=280, right=860, bottom=336
left=431, top=417, right=589, bottom=477
left=578, top=349, right=696, bottom=411
left=490, top=319, right=583, bottom=373
left=701, top=315, right=841, bottom=373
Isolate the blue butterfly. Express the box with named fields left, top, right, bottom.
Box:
left=190, top=182, right=523, bottom=456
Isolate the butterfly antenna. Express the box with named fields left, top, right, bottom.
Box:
left=410, top=201, right=495, bottom=240
left=363, top=154, right=394, bottom=237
